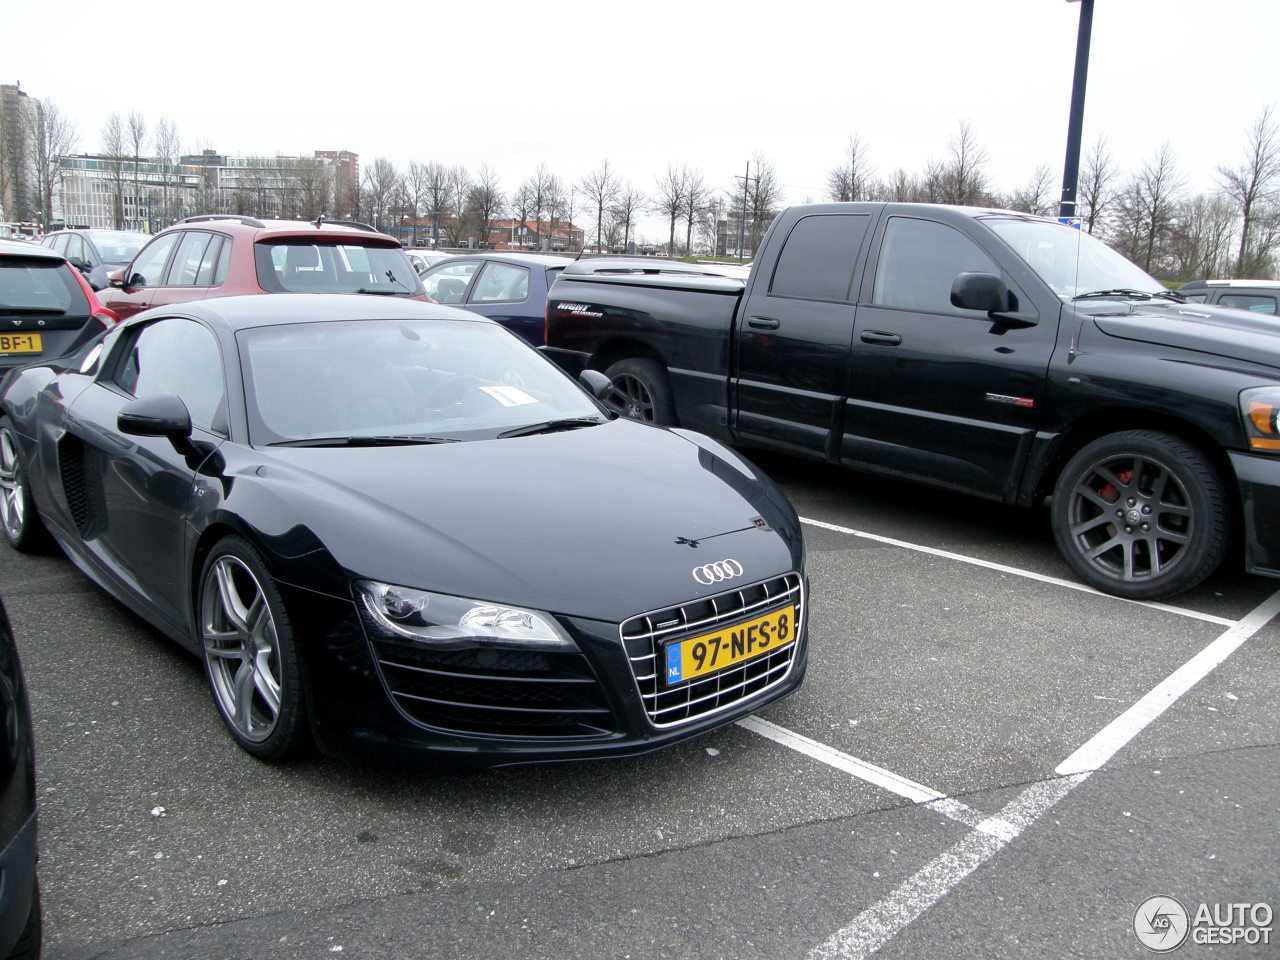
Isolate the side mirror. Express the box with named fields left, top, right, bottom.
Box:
left=68, top=257, right=92, bottom=274
left=579, top=369, right=613, bottom=401
left=951, top=272, right=1013, bottom=313
left=107, top=268, right=126, bottom=289
left=118, top=395, right=193, bottom=440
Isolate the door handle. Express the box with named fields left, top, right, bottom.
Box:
left=747, top=316, right=780, bottom=330
left=860, top=330, right=902, bottom=346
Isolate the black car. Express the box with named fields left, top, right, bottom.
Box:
left=41, top=229, right=148, bottom=292
left=0, top=599, right=40, bottom=959
left=1179, top=278, right=1279, bottom=316
left=0, top=295, right=806, bottom=767
left=0, top=238, right=118, bottom=376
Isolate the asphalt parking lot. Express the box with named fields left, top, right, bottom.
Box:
left=2, top=451, right=1276, bottom=960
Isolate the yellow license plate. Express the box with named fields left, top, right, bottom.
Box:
left=0, top=333, right=41, bottom=354
left=664, top=605, right=797, bottom=686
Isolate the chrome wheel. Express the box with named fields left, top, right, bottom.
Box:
left=0, top=425, right=26, bottom=543
left=201, top=555, right=283, bottom=743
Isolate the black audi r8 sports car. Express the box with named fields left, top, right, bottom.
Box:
left=0, top=295, right=807, bottom=767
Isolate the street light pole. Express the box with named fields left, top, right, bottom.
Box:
left=1058, top=0, right=1095, bottom=222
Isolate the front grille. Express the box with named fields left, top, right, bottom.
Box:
left=367, top=633, right=617, bottom=739
left=621, top=572, right=803, bottom=728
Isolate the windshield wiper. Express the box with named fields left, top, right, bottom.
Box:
left=1151, top=289, right=1188, bottom=302
left=1071, top=288, right=1154, bottom=301
left=267, top=435, right=461, bottom=447
left=353, top=288, right=399, bottom=296
left=497, top=417, right=605, bottom=439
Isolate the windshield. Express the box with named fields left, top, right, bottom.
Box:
left=238, top=318, right=601, bottom=445
left=985, top=218, right=1167, bottom=301
left=254, top=240, right=425, bottom=296
left=88, top=230, right=148, bottom=262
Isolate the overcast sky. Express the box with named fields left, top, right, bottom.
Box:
left=7, top=0, right=1277, bottom=240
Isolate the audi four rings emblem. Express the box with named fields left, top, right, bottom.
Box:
left=692, top=559, right=744, bottom=585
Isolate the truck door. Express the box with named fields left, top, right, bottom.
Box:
left=844, top=214, right=1056, bottom=500
left=732, top=213, right=871, bottom=458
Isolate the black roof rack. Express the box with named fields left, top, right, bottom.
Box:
left=312, top=215, right=377, bottom=233
left=178, top=215, right=267, bottom=229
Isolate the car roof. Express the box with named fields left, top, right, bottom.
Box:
left=136, top=293, right=493, bottom=332
left=443, top=252, right=573, bottom=267
left=0, top=238, right=64, bottom=261
left=158, top=215, right=400, bottom=244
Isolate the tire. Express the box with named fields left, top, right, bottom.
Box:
left=1050, top=430, right=1227, bottom=600
left=0, top=419, right=51, bottom=554
left=603, top=358, right=676, bottom=426
left=5, top=876, right=41, bottom=960
left=197, top=536, right=310, bottom=760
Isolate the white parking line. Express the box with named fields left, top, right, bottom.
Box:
left=798, top=588, right=1280, bottom=959
left=799, top=517, right=1235, bottom=627
left=737, top=716, right=1016, bottom=838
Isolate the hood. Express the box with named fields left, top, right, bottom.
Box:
left=240, top=419, right=801, bottom=623
left=1086, top=301, right=1280, bottom=370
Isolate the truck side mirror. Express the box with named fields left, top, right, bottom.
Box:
left=951, top=272, right=1012, bottom=313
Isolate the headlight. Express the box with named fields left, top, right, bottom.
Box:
left=355, top=580, right=577, bottom=651
left=1241, top=387, right=1280, bottom=452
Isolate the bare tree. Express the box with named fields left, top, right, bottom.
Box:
left=544, top=174, right=568, bottom=250
left=578, top=159, right=620, bottom=253
left=938, top=121, right=990, bottom=206
left=422, top=162, right=452, bottom=245
left=151, top=117, right=181, bottom=228
left=101, top=113, right=127, bottom=229
left=827, top=133, right=875, bottom=202
left=1007, top=165, right=1056, bottom=217
left=653, top=164, right=685, bottom=255
left=468, top=163, right=505, bottom=247
left=681, top=168, right=709, bottom=256
left=1112, top=142, right=1184, bottom=275
left=1218, top=106, right=1280, bottom=276
left=29, top=100, right=77, bottom=231
left=1169, top=193, right=1238, bottom=281
left=748, top=154, right=782, bottom=252
left=444, top=166, right=472, bottom=245
left=1078, top=135, right=1118, bottom=235
left=359, top=157, right=401, bottom=231
left=610, top=183, right=645, bottom=253
left=291, top=157, right=333, bottom=221
left=126, top=111, right=148, bottom=229
left=401, top=161, right=432, bottom=245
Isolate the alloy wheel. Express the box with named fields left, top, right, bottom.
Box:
left=607, top=373, right=655, bottom=421
left=201, top=556, right=284, bottom=743
left=0, top=427, right=27, bottom=542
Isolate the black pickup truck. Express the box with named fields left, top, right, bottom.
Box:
left=542, top=202, right=1280, bottom=601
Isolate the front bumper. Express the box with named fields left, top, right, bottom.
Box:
left=290, top=574, right=808, bottom=770
left=1230, top=450, right=1280, bottom=577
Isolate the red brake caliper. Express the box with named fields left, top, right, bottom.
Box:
left=1098, top=468, right=1133, bottom=503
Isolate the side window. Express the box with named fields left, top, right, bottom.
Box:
left=422, top=262, right=480, bottom=303
left=128, top=233, right=180, bottom=287
left=195, top=236, right=223, bottom=285
left=472, top=262, right=530, bottom=303
left=769, top=214, right=869, bottom=301
left=871, top=217, right=999, bottom=314
left=166, top=231, right=212, bottom=286
left=64, top=236, right=86, bottom=263
left=114, top=317, right=226, bottom=434
left=1219, top=293, right=1277, bottom=315
left=211, top=236, right=232, bottom=285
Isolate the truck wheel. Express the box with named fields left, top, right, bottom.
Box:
left=1050, top=430, right=1227, bottom=600
left=604, top=358, right=676, bottom=426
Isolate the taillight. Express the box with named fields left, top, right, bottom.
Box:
left=94, top=308, right=119, bottom=328
left=66, top=263, right=119, bottom=326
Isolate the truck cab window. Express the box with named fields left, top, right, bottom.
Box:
left=769, top=214, right=868, bottom=301
left=871, top=217, right=997, bottom=314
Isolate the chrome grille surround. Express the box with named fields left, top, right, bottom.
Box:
left=620, top=572, right=804, bottom=729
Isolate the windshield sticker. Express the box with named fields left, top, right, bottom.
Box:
left=480, top=385, right=539, bottom=407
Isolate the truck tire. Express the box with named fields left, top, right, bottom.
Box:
left=1050, top=430, right=1227, bottom=600
left=603, top=358, right=676, bottom=426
